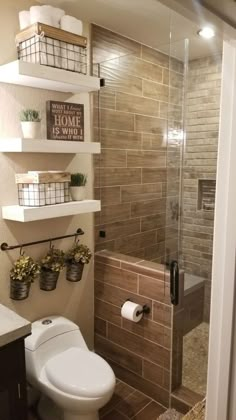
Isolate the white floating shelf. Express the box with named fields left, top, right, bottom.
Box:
left=0, top=61, right=100, bottom=93
left=0, top=138, right=101, bottom=154
left=2, top=201, right=101, bottom=222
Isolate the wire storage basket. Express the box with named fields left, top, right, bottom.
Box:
left=16, top=22, right=87, bottom=75
left=16, top=172, right=71, bottom=207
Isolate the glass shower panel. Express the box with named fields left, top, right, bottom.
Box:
left=92, top=7, right=223, bottom=410
left=162, top=34, right=188, bottom=396
left=168, top=22, right=223, bottom=402
left=93, top=49, right=172, bottom=260
left=179, top=38, right=222, bottom=398
left=165, top=40, right=187, bottom=269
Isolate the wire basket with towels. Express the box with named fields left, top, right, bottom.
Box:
left=16, top=22, right=87, bottom=75
left=16, top=171, right=71, bottom=207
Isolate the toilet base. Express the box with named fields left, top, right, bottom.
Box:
left=38, top=395, right=63, bottom=420
left=64, top=412, right=99, bottom=420
left=38, top=394, right=99, bottom=420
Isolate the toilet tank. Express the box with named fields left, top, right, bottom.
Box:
left=25, top=316, right=88, bottom=385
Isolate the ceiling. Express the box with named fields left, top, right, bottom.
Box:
left=37, top=0, right=223, bottom=60
left=199, top=0, right=236, bottom=29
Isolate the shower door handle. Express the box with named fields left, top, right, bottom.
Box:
left=170, top=260, right=179, bottom=306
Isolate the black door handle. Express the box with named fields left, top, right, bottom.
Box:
left=170, top=260, right=179, bottom=306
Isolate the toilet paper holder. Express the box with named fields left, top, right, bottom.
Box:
left=122, top=299, right=150, bottom=316
left=136, top=304, right=151, bottom=316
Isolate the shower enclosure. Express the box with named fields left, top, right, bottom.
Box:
left=167, top=34, right=222, bottom=403
left=92, top=13, right=222, bottom=411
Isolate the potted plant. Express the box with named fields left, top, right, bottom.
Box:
left=65, top=243, right=92, bottom=282
left=39, top=247, right=65, bottom=291
left=20, top=108, right=41, bottom=139
left=70, top=173, right=87, bottom=201
left=10, top=254, right=40, bottom=300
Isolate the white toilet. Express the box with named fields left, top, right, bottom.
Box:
left=25, top=316, right=116, bottom=420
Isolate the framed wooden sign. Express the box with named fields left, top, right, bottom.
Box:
left=46, top=100, right=84, bottom=141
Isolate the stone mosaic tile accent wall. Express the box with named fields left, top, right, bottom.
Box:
left=92, top=25, right=184, bottom=263
left=182, top=55, right=222, bottom=321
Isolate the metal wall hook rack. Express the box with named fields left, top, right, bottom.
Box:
left=1, top=228, right=84, bottom=251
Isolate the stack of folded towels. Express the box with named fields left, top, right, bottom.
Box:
left=19, top=5, right=83, bottom=35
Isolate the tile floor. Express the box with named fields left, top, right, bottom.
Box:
left=28, top=379, right=166, bottom=420
left=100, top=379, right=166, bottom=419
left=28, top=325, right=209, bottom=419
left=28, top=411, right=38, bottom=420
left=182, top=322, right=209, bottom=395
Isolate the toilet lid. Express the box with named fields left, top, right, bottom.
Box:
left=45, top=347, right=115, bottom=398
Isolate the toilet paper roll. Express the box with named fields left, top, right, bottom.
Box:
left=19, top=11, right=30, bottom=30
left=60, top=15, right=83, bottom=35
left=121, top=301, right=143, bottom=323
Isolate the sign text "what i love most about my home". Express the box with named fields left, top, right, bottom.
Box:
left=46, top=100, right=84, bottom=141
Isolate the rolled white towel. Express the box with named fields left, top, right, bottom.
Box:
left=19, top=10, right=30, bottom=30
left=46, top=184, right=56, bottom=205
left=30, top=5, right=53, bottom=26
left=41, top=5, right=60, bottom=27
left=30, top=6, right=42, bottom=23
left=61, top=41, right=68, bottom=70
left=60, top=15, right=83, bottom=36
left=41, top=5, right=54, bottom=14
left=53, top=39, right=61, bottom=68
left=51, top=7, right=65, bottom=28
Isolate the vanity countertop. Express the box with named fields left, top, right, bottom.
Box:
left=0, top=304, right=31, bottom=347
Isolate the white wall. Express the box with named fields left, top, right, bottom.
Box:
left=206, top=40, right=236, bottom=420
left=0, top=0, right=95, bottom=348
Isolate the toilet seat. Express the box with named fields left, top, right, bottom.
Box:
left=45, top=347, right=114, bottom=398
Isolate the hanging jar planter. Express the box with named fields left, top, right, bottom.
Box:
left=66, top=261, right=84, bottom=282
left=39, top=246, right=65, bottom=291
left=65, top=242, right=92, bottom=282
left=40, top=269, right=60, bottom=291
left=10, top=278, right=31, bottom=300
left=9, top=253, right=40, bottom=300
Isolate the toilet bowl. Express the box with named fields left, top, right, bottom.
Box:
left=25, top=316, right=116, bottom=420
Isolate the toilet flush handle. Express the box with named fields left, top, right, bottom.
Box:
left=42, top=319, right=52, bottom=325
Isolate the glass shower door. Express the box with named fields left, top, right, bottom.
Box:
left=163, top=35, right=188, bottom=398
left=167, top=21, right=222, bottom=405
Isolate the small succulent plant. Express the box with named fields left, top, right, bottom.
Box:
left=40, top=247, right=65, bottom=272
left=20, top=109, right=41, bottom=122
left=10, top=254, right=40, bottom=283
left=65, top=243, right=92, bottom=265
left=70, top=173, right=87, bottom=187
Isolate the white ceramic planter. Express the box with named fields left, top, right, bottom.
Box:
left=21, top=121, right=41, bottom=139
left=70, top=186, right=86, bottom=201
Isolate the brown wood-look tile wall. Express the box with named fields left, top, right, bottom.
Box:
left=94, top=250, right=172, bottom=407
left=182, top=54, right=222, bottom=320
left=92, top=24, right=184, bottom=262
